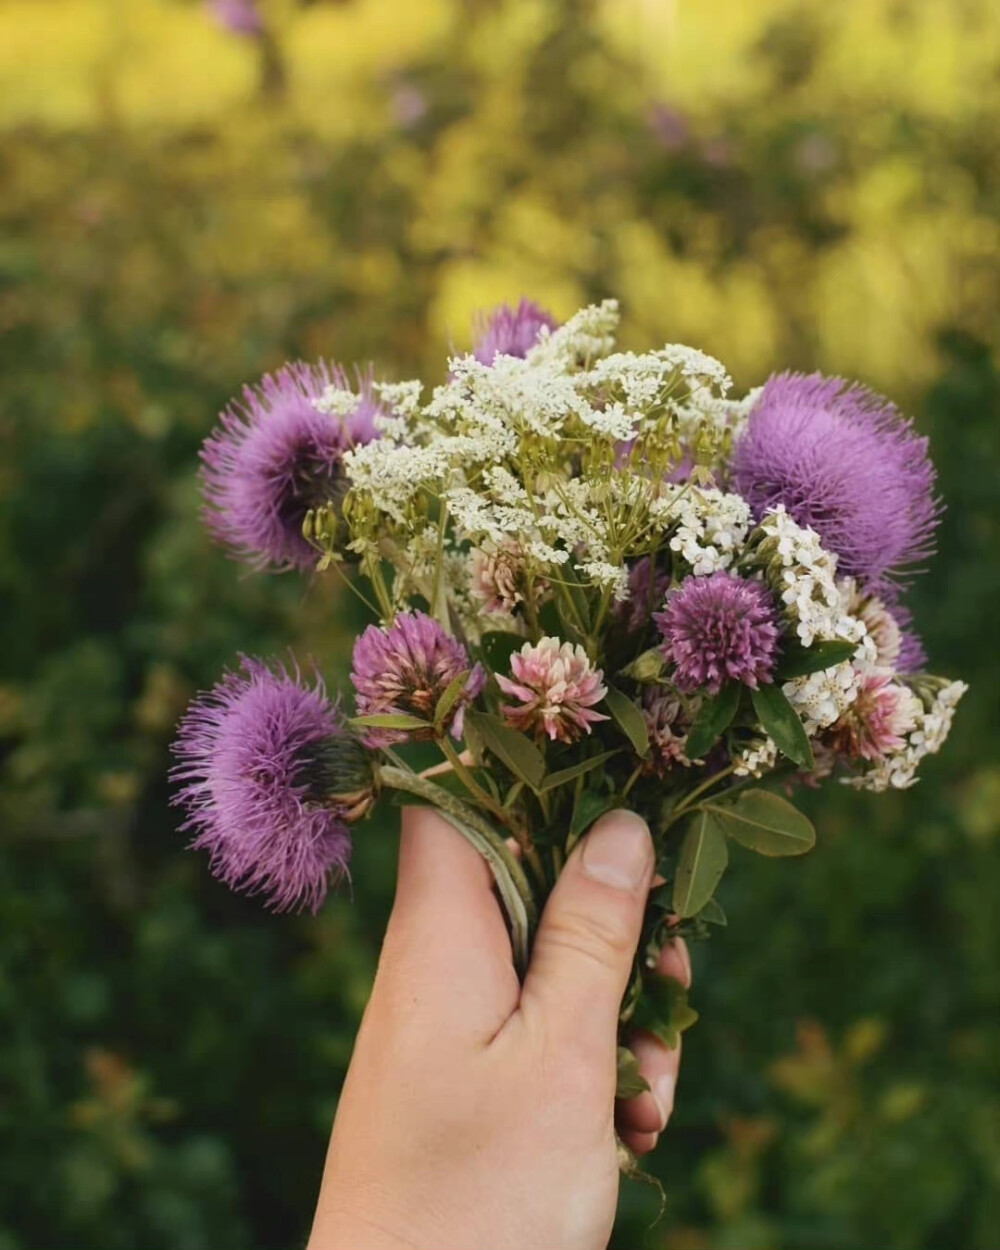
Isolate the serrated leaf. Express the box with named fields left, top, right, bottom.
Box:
left=751, top=684, right=814, bottom=769
left=467, top=711, right=546, bottom=790
left=616, top=1046, right=650, bottom=1099
left=631, top=977, right=700, bottom=1050
left=706, top=788, right=816, bottom=856
left=434, top=669, right=470, bottom=730
left=604, top=686, right=650, bottom=757
left=480, top=631, right=523, bottom=674
left=698, top=897, right=728, bottom=926
left=351, top=712, right=430, bottom=731
left=672, top=808, right=728, bottom=918
left=569, top=789, right=616, bottom=841
left=539, top=750, right=619, bottom=793
left=685, top=682, right=741, bottom=760
left=777, top=638, right=858, bottom=679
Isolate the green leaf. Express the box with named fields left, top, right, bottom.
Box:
left=706, top=788, right=816, bottom=857
left=631, top=977, right=700, bottom=1050
left=750, top=684, right=815, bottom=769
left=351, top=712, right=429, bottom=732
left=569, top=789, right=616, bottom=841
left=434, top=669, right=470, bottom=730
left=466, top=711, right=546, bottom=791
left=539, top=751, right=620, bottom=793
left=684, top=682, right=741, bottom=760
left=777, top=638, right=858, bottom=679
left=672, top=808, right=728, bottom=918
left=698, top=897, right=728, bottom=926
left=480, top=631, right=523, bottom=674
left=604, top=686, right=650, bottom=757
left=616, top=1046, right=650, bottom=1099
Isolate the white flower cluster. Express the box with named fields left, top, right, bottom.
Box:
left=526, top=299, right=621, bottom=367
left=653, top=485, right=752, bottom=576
left=734, top=736, right=779, bottom=778
left=313, top=383, right=361, bottom=419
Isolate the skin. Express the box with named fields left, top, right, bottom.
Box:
left=308, top=806, right=691, bottom=1250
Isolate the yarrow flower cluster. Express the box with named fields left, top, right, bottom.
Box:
left=172, top=298, right=964, bottom=1097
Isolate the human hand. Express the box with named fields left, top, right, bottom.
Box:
left=308, top=806, right=691, bottom=1250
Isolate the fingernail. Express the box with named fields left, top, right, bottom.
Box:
left=651, top=1073, right=676, bottom=1126
left=581, top=810, right=652, bottom=891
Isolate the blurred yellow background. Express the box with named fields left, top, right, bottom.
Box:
left=1, top=3, right=997, bottom=1249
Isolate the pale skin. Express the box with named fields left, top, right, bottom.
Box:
left=308, top=806, right=691, bottom=1250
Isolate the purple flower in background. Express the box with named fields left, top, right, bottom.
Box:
left=351, top=612, right=484, bottom=744
left=890, top=602, right=927, bottom=674
left=171, top=657, right=367, bottom=913
left=647, top=102, right=689, bottom=152
left=207, top=0, right=264, bottom=37
left=613, top=557, right=671, bottom=637
left=732, top=372, right=940, bottom=592
left=201, top=362, right=382, bottom=571
left=473, top=299, right=558, bottom=364
left=656, top=572, right=782, bottom=695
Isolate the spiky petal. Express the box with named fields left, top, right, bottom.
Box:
left=472, top=299, right=558, bottom=364
left=656, top=571, right=782, bottom=695
left=200, top=362, right=382, bottom=571
left=497, top=637, right=609, bottom=743
left=351, top=611, right=484, bottom=745
left=171, top=657, right=355, bottom=913
left=732, top=372, right=940, bottom=592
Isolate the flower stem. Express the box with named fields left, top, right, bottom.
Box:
left=666, top=763, right=738, bottom=826
left=378, top=764, right=539, bottom=975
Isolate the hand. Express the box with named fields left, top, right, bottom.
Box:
left=308, top=806, right=691, bottom=1250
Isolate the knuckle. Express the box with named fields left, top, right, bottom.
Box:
left=542, top=902, right=637, bottom=969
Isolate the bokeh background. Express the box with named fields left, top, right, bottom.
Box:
left=1, top=1, right=998, bottom=1247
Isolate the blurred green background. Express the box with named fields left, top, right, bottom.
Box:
left=1, top=1, right=997, bottom=1247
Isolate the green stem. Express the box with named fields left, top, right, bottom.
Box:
left=437, top=737, right=511, bottom=827
left=667, top=763, right=739, bottom=827
left=379, top=765, right=538, bottom=974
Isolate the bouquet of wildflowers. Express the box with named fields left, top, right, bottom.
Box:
left=172, top=298, right=965, bottom=1123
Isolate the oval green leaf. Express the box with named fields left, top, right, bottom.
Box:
left=351, top=712, right=429, bottom=731
left=777, top=638, right=858, bottom=679
left=685, top=682, right=741, bottom=760
left=604, top=685, right=650, bottom=758
left=706, top=788, right=816, bottom=856
left=750, top=684, right=814, bottom=770
left=672, top=808, right=729, bottom=918
left=466, top=711, right=546, bottom=791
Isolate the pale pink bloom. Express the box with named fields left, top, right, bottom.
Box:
left=848, top=586, right=903, bottom=669
left=471, top=543, right=526, bottom=614
left=497, top=637, right=609, bottom=743
left=828, top=670, right=919, bottom=762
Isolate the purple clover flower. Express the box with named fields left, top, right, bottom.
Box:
left=201, top=362, right=382, bottom=571
left=351, top=612, right=484, bottom=745
left=656, top=571, right=782, bottom=695
left=171, top=657, right=362, bottom=913
left=207, top=0, right=264, bottom=37
left=472, top=299, right=557, bottom=364
left=732, top=372, right=940, bottom=592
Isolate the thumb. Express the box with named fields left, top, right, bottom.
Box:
left=519, top=810, right=653, bottom=1062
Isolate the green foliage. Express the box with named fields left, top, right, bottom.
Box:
left=1, top=2, right=998, bottom=1248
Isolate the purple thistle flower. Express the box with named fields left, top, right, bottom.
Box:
left=472, top=299, right=558, bottom=364
left=889, top=601, right=927, bottom=674
left=171, top=658, right=371, bottom=913
left=201, top=362, right=382, bottom=571
left=732, top=372, right=940, bottom=592
left=351, top=611, right=485, bottom=745
left=207, top=0, right=264, bottom=37
left=656, top=571, right=782, bottom=695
